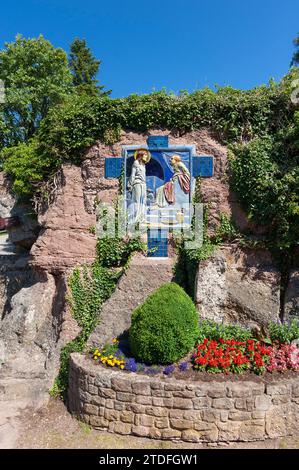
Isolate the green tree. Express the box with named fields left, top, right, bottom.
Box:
left=0, top=113, right=8, bottom=152
left=0, top=138, right=59, bottom=198
left=291, top=33, right=299, bottom=66
left=69, top=38, right=109, bottom=96
left=0, top=34, right=72, bottom=145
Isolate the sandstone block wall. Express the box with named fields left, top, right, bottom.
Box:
left=69, top=353, right=299, bottom=443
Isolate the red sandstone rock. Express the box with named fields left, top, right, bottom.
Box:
left=29, top=128, right=255, bottom=274
left=30, top=164, right=96, bottom=273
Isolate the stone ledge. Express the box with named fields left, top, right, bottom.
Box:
left=68, top=353, right=299, bottom=443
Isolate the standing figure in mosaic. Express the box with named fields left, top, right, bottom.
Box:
left=156, top=154, right=190, bottom=208
left=127, top=148, right=151, bottom=224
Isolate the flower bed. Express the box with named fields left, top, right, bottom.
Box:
left=192, top=338, right=272, bottom=375
left=90, top=320, right=299, bottom=379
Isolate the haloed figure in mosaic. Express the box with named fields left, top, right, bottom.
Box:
left=127, top=148, right=151, bottom=224
left=156, top=154, right=190, bottom=208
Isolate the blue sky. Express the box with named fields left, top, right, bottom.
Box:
left=0, top=0, right=298, bottom=97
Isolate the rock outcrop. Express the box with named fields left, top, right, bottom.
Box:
left=88, top=254, right=175, bottom=349
left=284, top=270, right=299, bottom=322
left=195, top=244, right=281, bottom=328
left=30, top=164, right=97, bottom=273
left=0, top=172, right=38, bottom=249
left=0, top=170, right=79, bottom=414
left=0, top=173, right=15, bottom=219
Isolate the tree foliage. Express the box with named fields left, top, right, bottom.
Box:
left=35, top=78, right=293, bottom=164
left=291, top=32, right=299, bottom=66
left=230, top=107, right=299, bottom=250
left=0, top=34, right=72, bottom=145
left=69, top=37, right=108, bottom=96
left=0, top=138, right=59, bottom=198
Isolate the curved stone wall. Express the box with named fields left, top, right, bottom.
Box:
left=69, top=353, right=299, bottom=442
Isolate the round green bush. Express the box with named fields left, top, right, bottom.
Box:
left=129, top=282, right=199, bottom=364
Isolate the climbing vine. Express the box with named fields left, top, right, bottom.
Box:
left=52, top=263, right=120, bottom=397
left=52, top=232, right=145, bottom=398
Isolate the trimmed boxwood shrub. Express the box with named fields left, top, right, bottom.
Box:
left=129, top=282, right=199, bottom=364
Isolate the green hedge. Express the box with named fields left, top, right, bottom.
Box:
left=129, top=282, right=199, bottom=364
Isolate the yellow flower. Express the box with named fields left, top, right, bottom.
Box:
left=112, top=338, right=118, bottom=344
left=120, top=365, right=124, bottom=369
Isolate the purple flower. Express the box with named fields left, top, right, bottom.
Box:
left=179, top=362, right=188, bottom=371
left=163, top=365, right=175, bottom=375
left=125, top=357, right=137, bottom=372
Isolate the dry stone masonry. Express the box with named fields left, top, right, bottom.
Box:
left=69, top=353, right=299, bottom=443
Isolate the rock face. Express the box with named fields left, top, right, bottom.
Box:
left=88, top=254, right=175, bottom=349
left=0, top=170, right=79, bottom=411
left=0, top=263, right=73, bottom=407
left=0, top=173, right=15, bottom=219
left=0, top=172, right=39, bottom=249
left=195, top=245, right=281, bottom=328
left=30, top=164, right=97, bottom=273
left=284, top=270, right=299, bottom=322
left=0, top=127, right=295, bottom=428
left=0, top=255, right=32, bottom=320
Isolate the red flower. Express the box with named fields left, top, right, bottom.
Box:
left=208, top=359, right=218, bottom=367
left=197, top=356, right=207, bottom=366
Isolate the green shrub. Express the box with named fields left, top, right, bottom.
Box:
left=129, top=282, right=199, bottom=364
left=197, top=320, right=252, bottom=342
left=269, top=320, right=299, bottom=344
left=1, top=139, right=60, bottom=199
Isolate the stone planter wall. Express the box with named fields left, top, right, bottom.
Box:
left=69, top=353, right=299, bottom=443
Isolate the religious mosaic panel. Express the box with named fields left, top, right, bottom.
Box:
left=123, top=145, right=195, bottom=230
left=104, top=136, right=214, bottom=256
